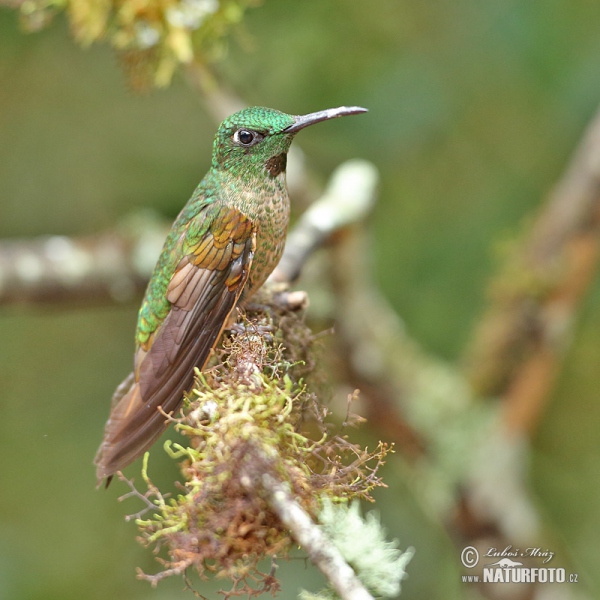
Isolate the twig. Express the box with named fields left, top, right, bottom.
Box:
left=243, top=472, right=374, bottom=600
left=116, top=472, right=161, bottom=521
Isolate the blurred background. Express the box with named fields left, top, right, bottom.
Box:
left=1, top=1, right=600, bottom=598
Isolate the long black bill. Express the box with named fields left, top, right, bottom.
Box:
left=283, top=106, right=368, bottom=133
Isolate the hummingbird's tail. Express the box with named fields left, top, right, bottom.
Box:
left=94, top=299, right=237, bottom=486
left=94, top=357, right=196, bottom=487
left=94, top=374, right=166, bottom=487
left=94, top=221, right=256, bottom=487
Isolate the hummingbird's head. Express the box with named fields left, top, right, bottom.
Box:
left=212, top=106, right=367, bottom=178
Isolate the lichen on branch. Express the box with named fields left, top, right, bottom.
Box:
left=119, top=286, right=392, bottom=597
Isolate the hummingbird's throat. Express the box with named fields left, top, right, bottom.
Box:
left=265, top=153, right=287, bottom=178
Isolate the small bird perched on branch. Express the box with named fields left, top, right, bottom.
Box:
left=95, top=105, right=367, bottom=486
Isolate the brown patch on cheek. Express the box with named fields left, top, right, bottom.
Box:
left=265, top=153, right=287, bottom=177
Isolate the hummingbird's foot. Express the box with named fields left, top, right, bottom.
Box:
left=244, top=300, right=271, bottom=313
left=273, top=290, right=309, bottom=311
left=229, top=322, right=274, bottom=338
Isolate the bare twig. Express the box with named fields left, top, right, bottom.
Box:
left=116, top=471, right=163, bottom=522
left=243, top=472, right=375, bottom=600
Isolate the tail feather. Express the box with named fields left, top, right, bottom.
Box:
left=94, top=302, right=232, bottom=486
left=94, top=380, right=149, bottom=484
left=94, top=227, right=255, bottom=487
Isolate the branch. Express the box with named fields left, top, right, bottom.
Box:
left=0, top=160, right=377, bottom=308
left=324, top=178, right=545, bottom=600
left=271, top=159, right=379, bottom=285
left=326, top=213, right=428, bottom=460
left=0, top=213, right=167, bottom=306
left=128, top=293, right=394, bottom=595
left=466, top=103, right=600, bottom=433
left=246, top=474, right=375, bottom=600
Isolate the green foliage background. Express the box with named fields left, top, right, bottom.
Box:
left=1, top=1, right=600, bottom=598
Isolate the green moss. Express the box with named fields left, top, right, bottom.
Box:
left=122, top=290, right=391, bottom=596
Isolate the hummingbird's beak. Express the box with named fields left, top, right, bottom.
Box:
left=283, top=106, right=368, bottom=133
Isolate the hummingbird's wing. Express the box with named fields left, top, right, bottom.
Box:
left=95, top=205, right=255, bottom=484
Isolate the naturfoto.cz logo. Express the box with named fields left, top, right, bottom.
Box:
left=460, top=545, right=579, bottom=585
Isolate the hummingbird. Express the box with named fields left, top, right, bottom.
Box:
left=95, top=105, right=367, bottom=485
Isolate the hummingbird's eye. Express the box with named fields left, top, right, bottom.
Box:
left=233, top=129, right=263, bottom=147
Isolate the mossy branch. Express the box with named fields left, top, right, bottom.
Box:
left=115, top=291, right=408, bottom=599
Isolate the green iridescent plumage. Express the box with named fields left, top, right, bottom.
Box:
left=137, top=201, right=222, bottom=348
left=95, top=105, right=367, bottom=485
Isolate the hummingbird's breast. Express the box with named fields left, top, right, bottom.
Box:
left=248, top=179, right=290, bottom=295
left=230, top=171, right=290, bottom=297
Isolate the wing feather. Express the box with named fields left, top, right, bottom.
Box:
left=95, top=204, right=255, bottom=483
